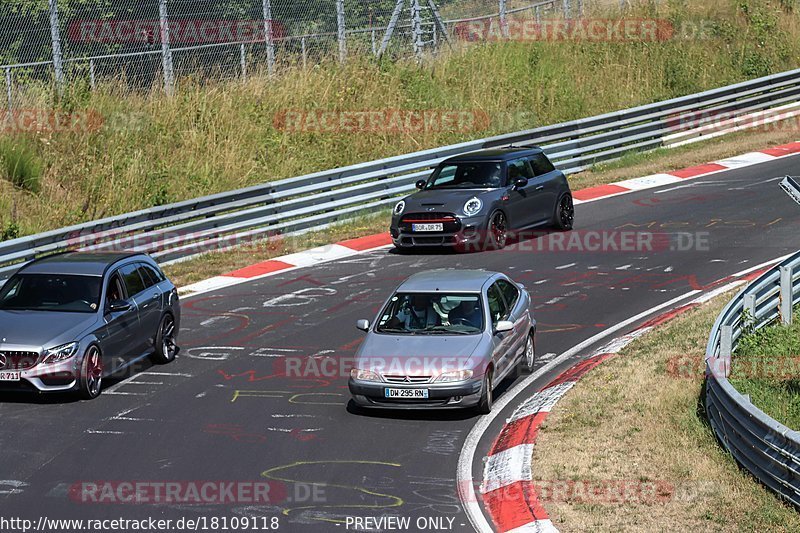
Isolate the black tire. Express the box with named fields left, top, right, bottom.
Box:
left=520, top=331, right=535, bottom=374
left=152, top=314, right=178, bottom=364
left=77, top=345, right=103, bottom=400
left=553, top=193, right=575, bottom=231
left=487, top=210, right=508, bottom=250
left=476, top=368, right=494, bottom=415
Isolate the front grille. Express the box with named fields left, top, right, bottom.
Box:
left=383, top=375, right=432, bottom=384
left=0, top=351, right=40, bottom=370
left=399, top=212, right=461, bottom=233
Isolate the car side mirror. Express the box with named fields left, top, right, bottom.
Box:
left=356, top=319, right=371, bottom=332
left=108, top=299, right=132, bottom=313
left=513, top=177, right=528, bottom=189
left=495, top=320, right=514, bottom=334
left=415, top=179, right=427, bottom=190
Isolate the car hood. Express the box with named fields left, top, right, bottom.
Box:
left=0, top=310, right=98, bottom=351
left=355, top=333, right=485, bottom=376
left=402, top=188, right=499, bottom=215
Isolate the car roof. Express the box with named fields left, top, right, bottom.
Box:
left=19, top=252, right=144, bottom=277
left=396, top=269, right=500, bottom=292
left=443, top=147, right=543, bottom=163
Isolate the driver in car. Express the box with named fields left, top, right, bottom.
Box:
left=392, top=294, right=440, bottom=330
left=448, top=299, right=482, bottom=329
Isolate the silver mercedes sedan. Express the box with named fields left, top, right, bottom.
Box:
left=0, top=252, right=180, bottom=399
left=348, top=270, right=535, bottom=413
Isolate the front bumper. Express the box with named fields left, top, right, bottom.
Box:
left=0, top=348, right=80, bottom=393
left=348, top=377, right=482, bottom=409
left=390, top=214, right=489, bottom=249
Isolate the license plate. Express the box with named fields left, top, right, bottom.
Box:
left=0, top=371, right=21, bottom=382
left=385, top=388, right=429, bottom=399
left=412, top=223, right=443, bottom=232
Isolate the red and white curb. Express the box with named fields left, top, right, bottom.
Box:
left=571, top=141, right=800, bottom=204
left=475, top=258, right=786, bottom=533
left=179, top=233, right=393, bottom=297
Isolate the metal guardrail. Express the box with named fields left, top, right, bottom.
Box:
left=2, top=67, right=800, bottom=279
left=705, top=180, right=800, bottom=506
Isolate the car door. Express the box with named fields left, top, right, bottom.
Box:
left=504, top=157, right=546, bottom=229
left=528, top=153, right=560, bottom=223
left=496, top=279, right=529, bottom=370
left=119, top=263, right=162, bottom=356
left=100, top=270, right=140, bottom=371
left=487, top=282, right=513, bottom=379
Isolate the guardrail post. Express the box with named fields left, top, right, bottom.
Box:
left=158, top=0, right=175, bottom=96
left=720, top=325, right=733, bottom=377
left=743, top=293, right=756, bottom=328
left=336, top=0, right=347, bottom=63
left=48, top=0, right=65, bottom=95
left=780, top=265, right=793, bottom=326
left=262, top=0, right=276, bottom=76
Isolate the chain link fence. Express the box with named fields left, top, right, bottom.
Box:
left=0, top=0, right=566, bottom=104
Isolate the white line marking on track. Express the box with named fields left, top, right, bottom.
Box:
left=555, top=263, right=576, bottom=270
left=104, top=391, right=147, bottom=396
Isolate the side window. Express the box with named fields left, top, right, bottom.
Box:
left=529, top=153, right=556, bottom=176
left=497, top=279, right=520, bottom=310
left=508, top=158, right=535, bottom=181
left=106, top=272, right=125, bottom=304
left=487, top=284, right=509, bottom=326
left=119, top=264, right=146, bottom=297
left=137, top=263, right=162, bottom=289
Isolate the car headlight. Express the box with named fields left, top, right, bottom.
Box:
left=350, top=368, right=382, bottom=382
left=435, top=369, right=473, bottom=383
left=393, top=200, right=406, bottom=216
left=42, top=342, right=79, bottom=364
left=463, top=198, right=483, bottom=217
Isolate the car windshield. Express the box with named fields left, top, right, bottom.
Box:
left=425, top=162, right=504, bottom=189
left=376, top=292, right=484, bottom=335
left=0, top=274, right=102, bottom=313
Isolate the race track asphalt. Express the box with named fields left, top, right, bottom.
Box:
left=1, top=155, right=799, bottom=532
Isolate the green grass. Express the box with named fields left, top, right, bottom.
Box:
left=1, top=0, right=799, bottom=239
left=730, top=305, right=800, bottom=429
left=0, top=137, right=42, bottom=193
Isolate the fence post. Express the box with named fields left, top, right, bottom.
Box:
left=240, top=44, right=247, bottom=80
left=89, top=59, right=96, bottom=90
left=499, top=0, right=509, bottom=38
left=371, top=29, right=377, bottom=56
left=336, top=0, right=347, bottom=63
left=48, top=0, right=65, bottom=94
left=158, top=0, right=174, bottom=96
left=780, top=265, right=793, bottom=326
left=563, top=0, right=571, bottom=19
left=301, top=37, right=307, bottom=69
left=5, top=68, right=11, bottom=112
left=535, top=6, right=542, bottom=24
left=411, top=0, right=423, bottom=60
left=262, top=0, right=276, bottom=76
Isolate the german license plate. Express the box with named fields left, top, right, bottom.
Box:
left=385, top=388, right=429, bottom=399
left=0, top=371, right=21, bottom=381
left=412, top=223, right=443, bottom=232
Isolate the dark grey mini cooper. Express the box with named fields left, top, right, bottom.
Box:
left=0, top=252, right=180, bottom=399
left=390, top=147, right=574, bottom=250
